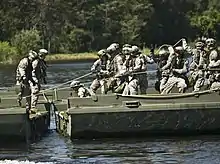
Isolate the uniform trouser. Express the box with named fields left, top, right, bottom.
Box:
left=161, top=76, right=187, bottom=94
left=138, top=74, right=148, bottom=94
left=90, top=79, right=107, bottom=94
left=30, top=82, right=41, bottom=109
left=17, top=82, right=31, bottom=110
left=210, top=81, right=220, bottom=89
left=122, top=77, right=138, bottom=95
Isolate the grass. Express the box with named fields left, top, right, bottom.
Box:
left=46, top=48, right=153, bottom=62
left=46, top=52, right=98, bottom=62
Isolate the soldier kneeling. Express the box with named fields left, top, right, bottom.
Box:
left=70, top=80, right=91, bottom=98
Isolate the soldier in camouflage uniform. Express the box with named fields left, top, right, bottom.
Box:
left=90, top=49, right=110, bottom=94
left=30, top=49, right=48, bottom=113
left=160, top=46, right=189, bottom=94
left=206, top=38, right=220, bottom=89
left=138, top=46, right=155, bottom=94
left=70, top=80, right=91, bottom=97
left=16, top=50, right=38, bottom=113
left=189, top=41, right=208, bottom=92
left=122, top=45, right=142, bottom=95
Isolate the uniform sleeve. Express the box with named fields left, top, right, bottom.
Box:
left=91, top=59, right=100, bottom=72
left=132, top=57, right=142, bottom=72
left=32, top=59, right=39, bottom=83
left=17, top=58, right=28, bottom=78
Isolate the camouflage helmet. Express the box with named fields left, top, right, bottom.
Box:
left=28, top=50, right=38, bottom=59
left=131, top=45, right=141, bottom=54
left=206, top=38, right=216, bottom=48
left=123, top=44, right=132, bottom=48
left=70, top=80, right=82, bottom=88
left=97, top=49, right=107, bottom=57
left=39, top=49, right=48, bottom=56
left=195, top=41, right=205, bottom=49
left=122, top=46, right=131, bottom=55
left=158, top=49, right=169, bottom=56
left=107, top=43, right=119, bottom=53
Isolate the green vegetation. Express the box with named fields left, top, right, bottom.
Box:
left=0, top=0, right=220, bottom=64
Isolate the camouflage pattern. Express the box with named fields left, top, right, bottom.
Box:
left=90, top=54, right=110, bottom=94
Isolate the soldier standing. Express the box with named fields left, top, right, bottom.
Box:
left=16, top=50, right=38, bottom=113
left=30, top=49, right=48, bottom=113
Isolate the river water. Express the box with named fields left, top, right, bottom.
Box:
left=1, top=62, right=220, bottom=164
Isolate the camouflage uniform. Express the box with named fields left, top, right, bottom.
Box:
left=160, top=47, right=189, bottom=94
left=122, top=46, right=142, bottom=95
left=139, top=52, right=155, bottom=94
left=16, top=51, right=38, bottom=112
left=70, top=80, right=91, bottom=97
left=188, top=41, right=208, bottom=92
left=90, top=49, right=110, bottom=94
left=206, top=38, right=220, bottom=89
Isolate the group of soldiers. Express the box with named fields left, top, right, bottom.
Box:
left=15, top=37, right=219, bottom=107
left=16, top=49, right=48, bottom=114
left=71, top=37, right=220, bottom=97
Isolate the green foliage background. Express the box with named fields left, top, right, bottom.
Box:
left=0, top=0, right=220, bottom=62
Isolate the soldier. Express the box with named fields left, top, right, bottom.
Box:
left=16, top=50, right=38, bottom=114
left=30, top=49, right=48, bottom=113
left=90, top=49, right=110, bottom=94
left=189, top=41, right=208, bottom=92
left=206, top=38, right=220, bottom=89
left=113, top=45, right=131, bottom=93
left=122, top=45, right=142, bottom=95
left=160, top=46, right=189, bottom=94
left=70, top=80, right=91, bottom=97
left=138, top=46, right=155, bottom=94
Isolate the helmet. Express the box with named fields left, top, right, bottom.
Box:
left=158, top=49, right=169, bottom=56
left=107, top=43, right=119, bottom=53
left=28, top=50, right=38, bottom=59
left=206, top=38, right=216, bottom=48
left=195, top=41, right=204, bottom=49
left=122, top=46, right=131, bottom=55
left=39, top=49, right=48, bottom=56
left=70, top=80, right=82, bottom=88
left=123, top=44, right=132, bottom=48
left=131, top=45, right=140, bottom=54
left=97, top=49, right=107, bottom=57
left=174, top=46, right=184, bottom=51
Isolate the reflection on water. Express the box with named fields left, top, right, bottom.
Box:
left=1, top=62, right=220, bottom=164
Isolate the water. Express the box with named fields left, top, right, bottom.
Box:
left=1, top=62, right=220, bottom=164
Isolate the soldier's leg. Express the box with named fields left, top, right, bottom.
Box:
left=100, top=79, right=107, bottom=94
left=31, top=83, right=40, bottom=109
left=176, top=78, right=187, bottom=93
left=193, top=77, right=205, bottom=92
left=22, top=85, right=31, bottom=112
left=139, top=75, right=148, bottom=94
left=90, top=79, right=100, bottom=93
left=210, top=81, right=220, bottom=89
left=128, top=78, right=139, bottom=95
left=161, top=77, right=177, bottom=94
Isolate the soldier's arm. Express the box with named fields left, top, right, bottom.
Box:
left=18, top=58, right=28, bottom=79
left=91, top=59, right=100, bottom=72
left=173, top=60, right=189, bottom=74
left=32, top=59, right=39, bottom=83
left=132, top=58, right=142, bottom=72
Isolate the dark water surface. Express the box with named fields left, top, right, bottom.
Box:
left=1, top=62, right=220, bottom=164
